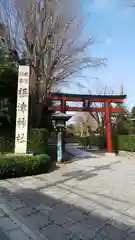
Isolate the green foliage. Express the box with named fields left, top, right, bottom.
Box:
left=0, top=43, right=18, bottom=130
left=117, top=135, right=135, bottom=152
left=79, top=136, right=89, bottom=147
left=0, top=129, right=49, bottom=154
left=28, top=129, right=49, bottom=154
left=0, top=45, right=15, bottom=71
left=0, top=154, right=51, bottom=179
left=0, top=131, right=15, bottom=153
left=79, top=135, right=106, bottom=150
left=0, top=137, right=14, bottom=153
left=80, top=134, right=135, bottom=152
left=130, top=106, right=135, bottom=133
left=131, top=106, right=135, bottom=119
left=0, top=67, right=17, bottom=102
left=117, top=115, right=131, bottom=135
left=98, top=135, right=106, bottom=149
left=115, top=103, right=131, bottom=135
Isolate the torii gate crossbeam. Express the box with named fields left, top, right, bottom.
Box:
left=44, top=93, right=126, bottom=153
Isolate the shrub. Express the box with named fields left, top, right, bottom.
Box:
left=80, top=134, right=135, bottom=152
left=0, top=128, right=49, bottom=154
left=0, top=154, right=51, bottom=179
left=0, top=137, right=14, bottom=153
left=98, top=135, right=106, bottom=150
left=0, top=130, right=15, bottom=153
left=79, top=135, right=106, bottom=150
left=117, top=135, right=135, bottom=152
left=28, top=128, right=49, bottom=153
left=79, top=137, right=90, bottom=147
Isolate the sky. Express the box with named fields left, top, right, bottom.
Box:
left=62, top=0, right=135, bottom=109
left=4, top=0, right=135, bottom=109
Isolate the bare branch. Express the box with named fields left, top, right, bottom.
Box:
left=128, top=0, right=135, bottom=7
left=77, top=79, right=115, bottom=134
left=0, top=0, right=105, bottom=96
left=0, top=0, right=106, bottom=125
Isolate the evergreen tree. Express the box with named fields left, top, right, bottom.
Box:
left=0, top=43, right=18, bottom=131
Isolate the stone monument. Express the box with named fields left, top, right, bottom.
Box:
left=15, top=65, right=30, bottom=154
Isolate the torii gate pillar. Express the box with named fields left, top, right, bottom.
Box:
left=105, top=103, right=113, bottom=153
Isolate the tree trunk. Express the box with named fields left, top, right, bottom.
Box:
left=29, top=68, right=42, bottom=128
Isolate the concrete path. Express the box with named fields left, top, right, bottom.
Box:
left=0, top=146, right=135, bottom=239
left=66, top=144, right=98, bottom=159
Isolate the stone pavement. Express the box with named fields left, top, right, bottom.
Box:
left=66, top=144, right=98, bottom=159
left=1, top=147, right=135, bottom=239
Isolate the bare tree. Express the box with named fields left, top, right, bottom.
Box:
left=0, top=0, right=105, bottom=125
left=73, top=113, right=97, bottom=137
left=112, top=85, right=130, bottom=134
left=77, top=81, right=114, bottom=135
left=75, top=114, right=89, bottom=137
left=91, top=86, right=114, bottom=135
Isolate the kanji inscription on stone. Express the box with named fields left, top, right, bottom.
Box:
left=15, top=65, right=30, bottom=154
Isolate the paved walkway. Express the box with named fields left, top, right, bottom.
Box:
left=66, top=144, right=98, bottom=159
left=66, top=144, right=103, bottom=160
left=0, top=146, right=135, bottom=239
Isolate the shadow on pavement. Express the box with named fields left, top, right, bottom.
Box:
left=62, top=161, right=120, bottom=181
left=28, top=161, right=120, bottom=190
left=0, top=184, right=135, bottom=240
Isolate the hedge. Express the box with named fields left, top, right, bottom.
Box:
left=117, top=135, right=135, bottom=152
left=0, top=154, right=51, bottom=179
left=79, top=135, right=106, bottom=150
left=27, top=128, right=49, bottom=153
left=79, top=134, right=135, bottom=152
left=0, top=137, right=14, bottom=153
left=0, top=128, right=49, bottom=154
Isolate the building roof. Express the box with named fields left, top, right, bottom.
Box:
left=49, top=92, right=126, bottom=100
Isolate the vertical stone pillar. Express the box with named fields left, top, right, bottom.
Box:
left=15, top=65, right=30, bottom=154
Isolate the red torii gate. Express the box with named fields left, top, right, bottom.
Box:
left=44, top=93, right=126, bottom=153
